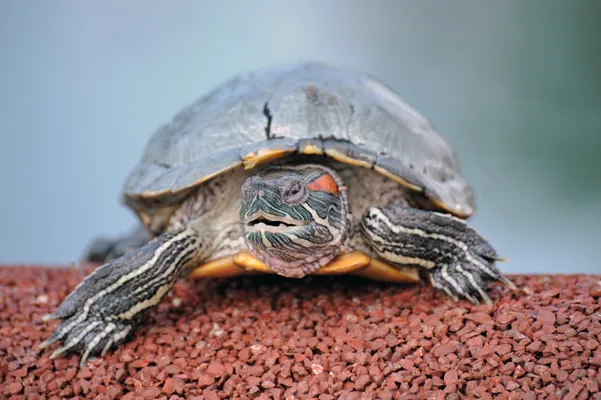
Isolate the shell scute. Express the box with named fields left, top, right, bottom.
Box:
left=123, top=62, right=475, bottom=218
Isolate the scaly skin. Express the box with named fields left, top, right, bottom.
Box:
left=240, top=164, right=351, bottom=277
left=45, top=162, right=513, bottom=366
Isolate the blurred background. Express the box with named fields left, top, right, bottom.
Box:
left=0, top=1, right=599, bottom=273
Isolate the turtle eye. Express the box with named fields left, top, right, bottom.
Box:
left=283, top=181, right=305, bottom=204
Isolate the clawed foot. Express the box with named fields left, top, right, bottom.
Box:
left=423, top=212, right=515, bottom=305
left=39, top=253, right=147, bottom=367
left=362, top=206, right=515, bottom=306
left=41, top=231, right=199, bottom=366
left=429, top=261, right=515, bottom=306
left=41, top=314, right=137, bottom=367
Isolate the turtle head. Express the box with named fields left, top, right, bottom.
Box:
left=240, top=164, right=350, bottom=278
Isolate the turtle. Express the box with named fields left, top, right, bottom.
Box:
left=41, top=61, right=514, bottom=366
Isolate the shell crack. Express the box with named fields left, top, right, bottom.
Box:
left=263, top=102, right=273, bottom=140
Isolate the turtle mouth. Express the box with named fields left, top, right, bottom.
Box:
left=244, top=212, right=307, bottom=233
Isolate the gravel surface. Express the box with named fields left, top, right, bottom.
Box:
left=1, top=265, right=600, bottom=399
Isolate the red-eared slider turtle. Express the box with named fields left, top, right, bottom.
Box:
left=42, top=62, right=514, bottom=365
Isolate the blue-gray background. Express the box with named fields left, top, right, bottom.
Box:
left=1, top=1, right=599, bottom=274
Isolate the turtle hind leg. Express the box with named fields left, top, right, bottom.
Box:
left=82, top=225, right=151, bottom=263
left=42, top=227, right=209, bottom=367
left=360, top=204, right=515, bottom=305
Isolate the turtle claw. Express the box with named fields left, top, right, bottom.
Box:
left=499, top=275, right=517, bottom=290
left=44, top=316, right=135, bottom=367
left=430, top=261, right=504, bottom=306
left=49, top=347, right=66, bottom=360
left=429, top=275, right=459, bottom=302
left=480, top=292, right=493, bottom=307
left=48, top=340, right=94, bottom=367
left=41, top=267, right=139, bottom=366
left=42, top=313, right=60, bottom=322
left=39, top=337, right=58, bottom=349
left=464, top=292, right=481, bottom=306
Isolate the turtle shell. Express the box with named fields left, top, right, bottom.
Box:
left=123, top=62, right=475, bottom=218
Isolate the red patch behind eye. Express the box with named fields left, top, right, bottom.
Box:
left=308, top=173, right=339, bottom=195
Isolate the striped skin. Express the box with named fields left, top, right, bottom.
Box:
left=41, top=170, right=247, bottom=366
left=240, top=164, right=351, bottom=278
left=43, top=163, right=512, bottom=366
left=41, top=228, right=206, bottom=366
left=361, top=205, right=514, bottom=305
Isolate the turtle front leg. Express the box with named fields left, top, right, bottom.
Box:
left=361, top=205, right=515, bottom=305
left=41, top=227, right=208, bottom=366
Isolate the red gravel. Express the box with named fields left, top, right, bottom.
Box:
left=1, top=265, right=601, bottom=399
